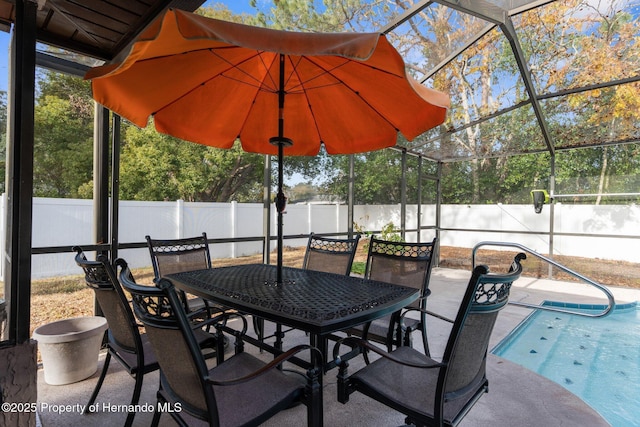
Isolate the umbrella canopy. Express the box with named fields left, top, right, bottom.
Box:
left=85, top=8, right=450, bottom=282
left=86, top=8, right=449, bottom=155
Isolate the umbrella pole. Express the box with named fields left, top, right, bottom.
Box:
left=276, top=143, right=284, bottom=285
left=273, top=54, right=288, bottom=353
left=277, top=53, right=285, bottom=286
left=270, top=54, right=292, bottom=285
left=274, top=54, right=289, bottom=286
left=269, top=148, right=291, bottom=287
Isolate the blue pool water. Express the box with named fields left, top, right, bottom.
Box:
left=493, top=302, right=640, bottom=427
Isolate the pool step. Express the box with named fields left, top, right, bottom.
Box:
left=537, top=314, right=603, bottom=396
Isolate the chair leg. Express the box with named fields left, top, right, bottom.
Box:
left=124, top=371, right=145, bottom=427
left=336, top=361, right=351, bottom=403
left=421, top=326, right=430, bottom=357
left=387, top=326, right=396, bottom=353
left=405, top=415, right=426, bottom=426
left=253, top=316, right=264, bottom=352
left=124, top=410, right=136, bottom=427
left=361, top=323, right=372, bottom=365
left=362, top=348, right=371, bottom=365
left=151, top=405, right=162, bottom=427
left=274, top=323, right=284, bottom=351
left=306, top=367, right=322, bottom=426
left=85, top=351, right=111, bottom=412
left=419, top=311, right=430, bottom=357
left=386, top=317, right=400, bottom=353
left=216, top=327, right=226, bottom=363
left=404, top=330, right=414, bottom=348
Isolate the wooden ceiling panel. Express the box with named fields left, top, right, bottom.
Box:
left=0, top=2, right=13, bottom=28
left=0, top=0, right=205, bottom=60
left=107, top=0, right=150, bottom=17
left=48, top=2, right=134, bottom=35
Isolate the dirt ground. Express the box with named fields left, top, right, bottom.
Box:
left=28, top=243, right=640, bottom=341
left=439, top=245, right=640, bottom=288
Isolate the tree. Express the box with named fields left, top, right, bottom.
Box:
left=119, top=123, right=265, bottom=202
left=33, top=72, right=94, bottom=197
left=26, top=1, right=640, bottom=206
left=323, top=149, right=415, bottom=205
left=515, top=0, right=640, bottom=204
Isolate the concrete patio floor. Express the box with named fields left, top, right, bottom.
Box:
left=37, top=266, right=638, bottom=426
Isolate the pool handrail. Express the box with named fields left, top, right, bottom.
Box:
left=471, top=241, right=615, bottom=318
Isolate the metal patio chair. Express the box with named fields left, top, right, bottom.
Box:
left=147, top=233, right=253, bottom=342
left=146, top=233, right=217, bottom=316
left=347, top=237, right=436, bottom=358
left=116, top=258, right=323, bottom=427
left=260, top=233, right=361, bottom=347
left=73, top=247, right=160, bottom=427
left=74, top=248, right=219, bottom=427
left=303, top=233, right=361, bottom=276
left=334, top=253, right=525, bottom=427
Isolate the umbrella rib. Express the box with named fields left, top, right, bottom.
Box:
left=292, top=56, right=403, bottom=133
left=144, top=46, right=408, bottom=135
left=284, top=55, right=347, bottom=93
left=150, top=48, right=279, bottom=115
left=207, top=48, right=278, bottom=92
left=137, top=46, right=277, bottom=93
left=285, top=55, right=324, bottom=144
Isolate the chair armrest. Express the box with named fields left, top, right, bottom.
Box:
left=416, top=289, right=431, bottom=301
left=401, top=307, right=454, bottom=325
left=186, top=303, right=223, bottom=320
left=332, top=336, right=444, bottom=370
left=393, top=291, right=433, bottom=330
left=193, top=311, right=248, bottom=334
left=395, top=307, right=453, bottom=338
left=211, top=312, right=249, bottom=336
left=186, top=304, right=226, bottom=320
left=205, top=344, right=322, bottom=386
left=399, top=292, right=430, bottom=312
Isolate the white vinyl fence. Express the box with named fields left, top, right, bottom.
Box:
left=3, top=195, right=639, bottom=279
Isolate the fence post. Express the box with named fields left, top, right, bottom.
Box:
left=176, top=199, right=184, bottom=239
left=231, top=201, right=237, bottom=258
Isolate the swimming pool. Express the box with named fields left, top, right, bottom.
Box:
left=493, top=301, right=640, bottom=427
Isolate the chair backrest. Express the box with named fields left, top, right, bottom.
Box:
left=302, top=233, right=361, bottom=276
left=441, top=253, right=525, bottom=397
left=146, top=233, right=212, bottom=279
left=116, top=258, right=217, bottom=421
left=365, top=237, right=436, bottom=309
left=73, top=247, right=140, bottom=353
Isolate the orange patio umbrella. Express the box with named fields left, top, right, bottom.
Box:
left=85, top=8, right=449, bottom=283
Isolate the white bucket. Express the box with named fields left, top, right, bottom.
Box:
left=33, top=316, right=108, bottom=385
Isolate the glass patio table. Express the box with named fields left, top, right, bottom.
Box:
left=165, top=263, right=419, bottom=426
